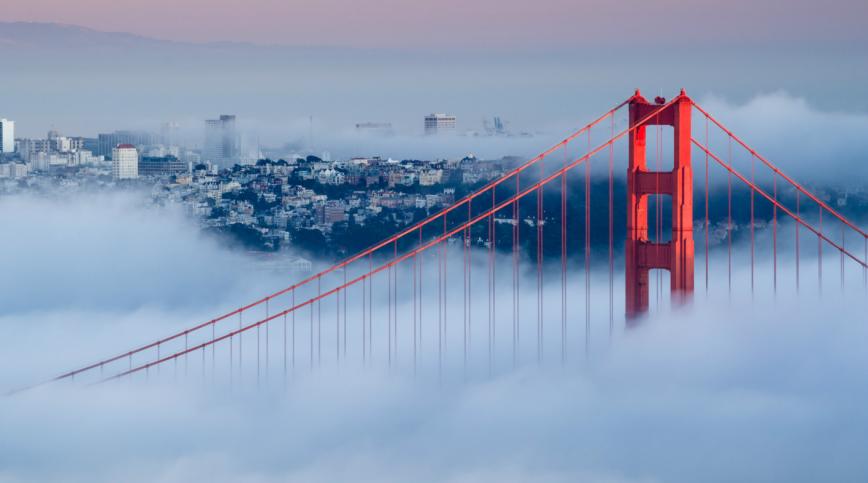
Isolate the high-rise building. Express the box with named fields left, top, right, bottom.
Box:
left=0, top=119, right=15, bottom=153
left=203, top=115, right=239, bottom=169
left=493, top=116, right=505, bottom=135
left=97, top=131, right=156, bottom=158
left=112, top=144, right=139, bottom=179
left=161, top=121, right=180, bottom=146
left=424, top=113, right=456, bottom=135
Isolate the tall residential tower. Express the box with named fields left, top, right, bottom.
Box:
left=0, top=119, right=15, bottom=153
left=203, top=115, right=239, bottom=168
left=112, top=144, right=139, bottom=179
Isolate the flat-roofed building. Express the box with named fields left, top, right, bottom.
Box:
left=112, top=144, right=139, bottom=179
left=424, top=113, right=456, bottom=135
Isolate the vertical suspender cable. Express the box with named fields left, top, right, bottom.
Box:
left=796, top=192, right=800, bottom=292
left=343, top=269, right=347, bottom=358
left=386, top=251, right=393, bottom=368
left=750, top=155, right=755, bottom=298
left=656, top=120, right=661, bottom=306
left=491, top=187, right=497, bottom=369
left=309, top=299, right=314, bottom=370
left=464, top=201, right=469, bottom=369
left=265, top=299, right=269, bottom=379
left=257, top=309, right=261, bottom=385
left=819, top=208, right=823, bottom=294
left=773, top=174, right=777, bottom=294
left=727, top=136, right=733, bottom=296
left=418, top=229, right=423, bottom=363
left=439, top=217, right=443, bottom=376
left=705, top=115, right=710, bottom=294
left=494, top=187, right=500, bottom=370
left=585, top=129, right=591, bottom=355
left=238, top=311, right=242, bottom=380
left=467, top=205, right=472, bottom=360
left=283, top=312, right=287, bottom=380
left=413, top=250, right=417, bottom=374
left=395, top=250, right=398, bottom=365
left=841, top=225, right=845, bottom=289
left=444, top=216, right=448, bottom=358
left=513, top=174, right=520, bottom=367
left=537, top=170, right=543, bottom=363
left=609, top=114, right=614, bottom=338
left=362, top=273, right=367, bottom=366
left=369, top=254, right=373, bottom=361
left=562, top=167, right=568, bottom=362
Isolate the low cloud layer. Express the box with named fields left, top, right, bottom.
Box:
left=696, top=92, right=868, bottom=187
left=184, top=90, right=868, bottom=205
left=0, top=193, right=256, bottom=314
left=265, top=92, right=868, bottom=194
left=2, top=300, right=867, bottom=483
left=0, top=191, right=867, bottom=482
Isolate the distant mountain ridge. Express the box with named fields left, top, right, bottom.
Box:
left=0, top=21, right=367, bottom=54
left=0, top=22, right=184, bottom=49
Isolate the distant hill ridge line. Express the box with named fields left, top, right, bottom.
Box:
left=0, top=21, right=353, bottom=52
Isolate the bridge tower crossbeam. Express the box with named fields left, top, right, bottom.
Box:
left=625, top=89, right=694, bottom=318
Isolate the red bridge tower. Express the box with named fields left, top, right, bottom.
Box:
left=625, top=89, right=694, bottom=318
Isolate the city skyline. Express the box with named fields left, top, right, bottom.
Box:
left=2, top=20, right=868, bottom=153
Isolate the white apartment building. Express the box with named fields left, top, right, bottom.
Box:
left=112, top=144, right=139, bottom=179
left=0, top=119, right=15, bottom=153
left=424, top=113, right=456, bottom=135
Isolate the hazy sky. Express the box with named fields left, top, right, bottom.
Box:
left=4, top=0, right=868, bottom=48
left=2, top=2, right=868, bottom=173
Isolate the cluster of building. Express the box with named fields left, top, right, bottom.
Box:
left=0, top=121, right=183, bottom=179
left=0, top=113, right=237, bottom=180
left=160, top=153, right=510, bottom=251
left=0, top=108, right=532, bottom=180
left=0, top=113, right=516, bottom=254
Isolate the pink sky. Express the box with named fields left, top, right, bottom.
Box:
left=4, top=0, right=867, bottom=47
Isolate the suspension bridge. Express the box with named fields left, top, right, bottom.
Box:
left=14, top=90, right=868, bottom=391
